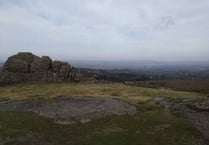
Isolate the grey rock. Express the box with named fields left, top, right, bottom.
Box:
left=3, top=52, right=34, bottom=73
left=30, top=56, right=52, bottom=73
left=58, top=62, right=71, bottom=81
left=155, top=98, right=209, bottom=141
left=52, top=61, right=62, bottom=73
left=0, top=97, right=137, bottom=123
left=0, top=52, right=78, bottom=85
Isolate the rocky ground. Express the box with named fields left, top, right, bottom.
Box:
left=0, top=96, right=208, bottom=145
left=154, top=97, right=209, bottom=141
left=0, top=97, right=137, bottom=124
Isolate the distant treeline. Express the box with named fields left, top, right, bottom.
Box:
left=79, top=68, right=209, bottom=82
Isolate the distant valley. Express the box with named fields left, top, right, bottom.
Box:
left=74, top=60, right=209, bottom=82
left=70, top=60, right=209, bottom=70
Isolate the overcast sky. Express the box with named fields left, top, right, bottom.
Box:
left=0, top=0, right=209, bottom=61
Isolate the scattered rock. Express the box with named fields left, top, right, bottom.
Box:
left=0, top=52, right=79, bottom=85
left=155, top=98, right=209, bottom=141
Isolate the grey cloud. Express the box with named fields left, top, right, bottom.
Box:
left=0, top=0, right=209, bottom=61
left=154, top=16, right=175, bottom=30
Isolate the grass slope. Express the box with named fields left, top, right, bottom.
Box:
left=0, top=103, right=206, bottom=145
left=0, top=83, right=207, bottom=145
left=0, top=82, right=205, bottom=102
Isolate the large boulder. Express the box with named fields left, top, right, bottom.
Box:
left=52, top=61, right=62, bottom=73
left=30, top=56, right=52, bottom=73
left=3, top=52, right=34, bottom=73
left=58, top=62, right=71, bottom=81
left=0, top=52, right=78, bottom=85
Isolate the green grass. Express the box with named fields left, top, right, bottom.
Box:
left=0, top=82, right=205, bottom=102
left=0, top=103, right=206, bottom=145
left=0, top=82, right=207, bottom=144
left=0, top=104, right=206, bottom=145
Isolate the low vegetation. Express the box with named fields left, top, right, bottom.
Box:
left=0, top=102, right=206, bottom=145
left=0, top=82, right=207, bottom=145
left=0, top=82, right=205, bottom=102
left=133, top=79, right=209, bottom=95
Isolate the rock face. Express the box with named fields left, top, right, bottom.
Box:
left=0, top=52, right=78, bottom=85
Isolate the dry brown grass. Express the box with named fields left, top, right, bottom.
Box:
left=134, top=79, right=209, bottom=95
left=0, top=82, right=206, bottom=101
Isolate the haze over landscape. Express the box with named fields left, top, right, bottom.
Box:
left=0, top=0, right=209, bottom=62
left=1, top=1, right=209, bottom=145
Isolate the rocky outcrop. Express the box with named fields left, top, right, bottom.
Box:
left=155, top=98, right=209, bottom=141
left=0, top=52, right=78, bottom=85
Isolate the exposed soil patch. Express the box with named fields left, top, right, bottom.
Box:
left=0, top=97, right=137, bottom=124
left=154, top=98, right=209, bottom=141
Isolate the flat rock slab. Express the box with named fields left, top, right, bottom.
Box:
left=0, top=97, right=137, bottom=124
left=154, top=98, right=209, bottom=141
